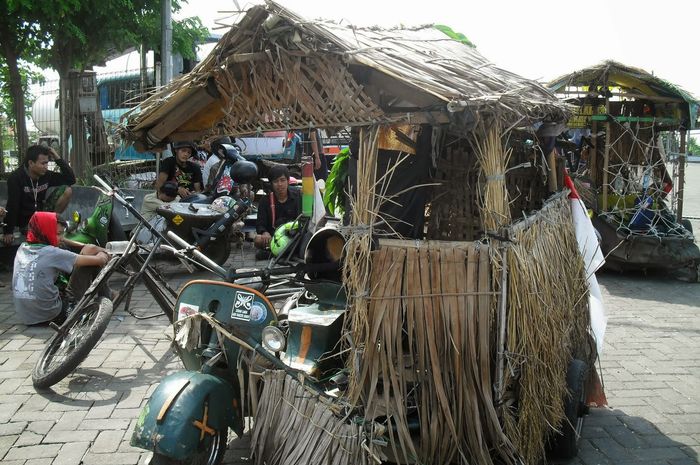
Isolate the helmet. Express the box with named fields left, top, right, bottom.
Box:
left=210, top=196, right=236, bottom=214
left=211, top=136, right=233, bottom=156
left=230, top=159, right=258, bottom=184
left=270, top=221, right=298, bottom=256
left=172, top=140, right=197, bottom=154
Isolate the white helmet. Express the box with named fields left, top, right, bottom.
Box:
left=210, top=196, right=236, bottom=213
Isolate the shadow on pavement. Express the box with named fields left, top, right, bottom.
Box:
left=597, top=270, right=699, bottom=306
left=560, top=406, right=699, bottom=465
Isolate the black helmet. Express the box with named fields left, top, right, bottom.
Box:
left=230, top=160, right=258, bottom=184
left=218, top=143, right=242, bottom=162
left=211, top=136, right=233, bottom=156
left=172, top=140, right=197, bottom=154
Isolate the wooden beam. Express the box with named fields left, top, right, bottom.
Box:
left=677, top=130, right=686, bottom=222
left=382, top=110, right=451, bottom=124
left=601, top=121, right=611, bottom=212
left=590, top=121, right=598, bottom=186
left=145, top=87, right=218, bottom=146
left=222, top=51, right=269, bottom=66
left=547, top=148, right=557, bottom=192
left=362, top=69, right=444, bottom=109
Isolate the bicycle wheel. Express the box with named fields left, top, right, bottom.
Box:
left=32, top=296, right=114, bottom=389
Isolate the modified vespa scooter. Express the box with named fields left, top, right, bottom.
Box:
left=148, top=143, right=255, bottom=265
left=131, top=163, right=346, bottom=465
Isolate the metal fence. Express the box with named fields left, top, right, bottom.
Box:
left=0, top=68, right=160, bottom=186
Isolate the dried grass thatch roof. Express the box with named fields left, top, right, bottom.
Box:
left=121, top=1, right=568, bottom=150
left=549, top=60, right=700, bottom=129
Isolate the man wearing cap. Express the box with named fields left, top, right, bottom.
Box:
left=155, top=141, right=203, bottom=198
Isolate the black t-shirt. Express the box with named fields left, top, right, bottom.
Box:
left=159, top=156, right=203, bottom=191
left=256, top=189, right=302, bottom=235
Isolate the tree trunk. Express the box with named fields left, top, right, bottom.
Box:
left=1, top=37, right=29, bottom=158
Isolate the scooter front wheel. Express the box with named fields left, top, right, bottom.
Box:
left=32, top=296, right=113, bottom=389
left=149, top=429, right=228, bottom=465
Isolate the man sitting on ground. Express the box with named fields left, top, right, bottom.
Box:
left=3, top=145, right=75, bottom=245
left=12, top=212, right=110, bottom=326
left=141, top=181, right=179, bottom=221
left=135, top=181, right=179, bottom=244
left=254, top=165, right=301, bottom=259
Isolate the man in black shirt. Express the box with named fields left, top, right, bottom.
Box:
left=155, top=141, right=203, bottom=198
left=255, top=165, right=301, bottom=253
left=3, top=145, right=76, bottom=245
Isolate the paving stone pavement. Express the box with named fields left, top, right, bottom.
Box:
left=1, top=226, right=699, bottom=464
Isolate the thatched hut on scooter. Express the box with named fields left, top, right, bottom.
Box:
left=121, top=2, right=598, bottom=464
left=549, top=61, right=700, bottom=281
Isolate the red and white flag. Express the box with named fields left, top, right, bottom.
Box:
left=564, top=174, right=607, bottom=355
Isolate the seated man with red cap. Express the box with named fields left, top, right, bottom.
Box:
left=12, top=212, right=110, bottom=326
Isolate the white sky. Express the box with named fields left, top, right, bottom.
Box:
left=35, top=0, right=700, bottom=138
left=174, top=0, right=700, bottom=99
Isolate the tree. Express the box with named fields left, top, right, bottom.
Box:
left=687, top=136, right=700, bottom=156
left=0, top=0, right=208, bottom=177
left=0, top=1, right=49, bottom=157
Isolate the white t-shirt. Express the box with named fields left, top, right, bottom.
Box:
left=13, top=244, right=77, bottom=324
left=202, top=154, right=221, bottom=189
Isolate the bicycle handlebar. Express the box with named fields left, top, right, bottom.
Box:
left=166, top=230, right=227, bottom=276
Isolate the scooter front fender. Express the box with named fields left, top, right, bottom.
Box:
left=131, top=371, right=242, bottom=460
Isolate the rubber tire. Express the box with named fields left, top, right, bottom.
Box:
left=149, top=429, right=228, bottom=465
left=202, top=238, right=231, bottom=266
left=109, top=214, right=128, bottom=242
left=32, top=296, right=114, bottom=389
left=550, top=359, right=588, bottom=459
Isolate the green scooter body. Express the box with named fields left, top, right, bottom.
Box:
left=131, top=280, right=279, bottom=461
left=130, top=371, right=239, bottom=458
left=64, top=195, right=114, bottom=246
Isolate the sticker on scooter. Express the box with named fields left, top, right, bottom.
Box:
left=231, top=291, right=255, bottom=321
left=249, top=302, right=267, bottom=323
left=178, top=302, right=200, bottom=320
left=172, top=214, right=184, bottom=225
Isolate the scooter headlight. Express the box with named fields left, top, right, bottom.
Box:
left=262, top=326, right=286, bottom=352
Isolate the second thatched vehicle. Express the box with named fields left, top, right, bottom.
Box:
left=120, top=3, right=604, bottom=464
left=550, top=61, right=700, bottom=281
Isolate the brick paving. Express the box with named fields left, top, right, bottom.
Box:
left=0, top=165, right=699, bottom=464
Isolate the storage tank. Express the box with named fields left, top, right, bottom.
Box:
left=31, top=94, right=60, bottom=135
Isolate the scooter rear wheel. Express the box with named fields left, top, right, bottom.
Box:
left=32, top=296, right=113, bottom=389
left=149, top=429, right=228, bottom=465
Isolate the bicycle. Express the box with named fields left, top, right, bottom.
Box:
left=32, top=174, right=307, bottom=389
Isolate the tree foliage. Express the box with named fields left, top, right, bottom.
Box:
left=0, top=0, right=208, bottom=175
left=687, top=136, right=700, bottom=156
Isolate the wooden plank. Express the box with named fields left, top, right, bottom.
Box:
left=145, top=87, right=218, bottom=145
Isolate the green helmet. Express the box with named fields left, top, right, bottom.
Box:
left=270, top=221, right=298, bottom=256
